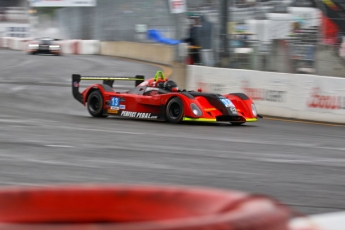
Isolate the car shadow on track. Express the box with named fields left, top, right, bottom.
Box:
left=83, top=116, right=259, bottom=128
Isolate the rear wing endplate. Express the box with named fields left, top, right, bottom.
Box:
left=72, top=74, right=145, bottom=104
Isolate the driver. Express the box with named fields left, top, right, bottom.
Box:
left=152, top=70, right=167, bottom=88
left=138, top=70, right=167, bottom=87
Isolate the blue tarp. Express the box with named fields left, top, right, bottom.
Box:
left=147, top=29, right=180, bottom=45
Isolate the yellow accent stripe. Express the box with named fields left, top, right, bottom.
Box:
left=183, top=117, right=217, bottom=122
left=81, top=77, right=142, bottom=81
left=246, top=118, right=258, bottom=122
left=204, top=108, right=217, bottom=111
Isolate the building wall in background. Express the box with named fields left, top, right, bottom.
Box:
left=56, top=0, right=180, bottom=41
left=0, top=0, right=30, bottom=38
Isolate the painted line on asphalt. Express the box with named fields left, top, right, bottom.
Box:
left=45, top=144, right=74, bottom=148
left=264, top=117, right=345, bottom=127
left=45, top=125, right=144, bottom=135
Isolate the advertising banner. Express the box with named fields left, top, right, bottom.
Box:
left=28, top=0, right=96, bottom=7
left=187, top=65, right=345, bottom=123
left=168, top=0, right=187, bottom=14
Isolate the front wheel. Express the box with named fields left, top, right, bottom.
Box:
left=87, top=90, right=108, bottom=118
left=165, top=97, right=184, bottom=123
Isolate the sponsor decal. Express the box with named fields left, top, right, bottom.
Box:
left=108, top=109, right=118, bottom=114
left=307, top=87, right=345, bottom=110
left=120, top=105, right=126, bottom=109
left=209, top=83, right=224, bottom=93
left=241, top=81, right=287, bottom=103
left=110, top=106, right=119, bottom=110
left=196, top=82, right=223, bottom=93
left=73, top=81, right=79, bottom=87
left=230, top=107, right=237, bottom=114
left=120, top=97, right=126, bottom=102
left=120, top=111, right=158, bottom=119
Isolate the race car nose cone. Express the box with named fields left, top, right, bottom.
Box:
left=0, top=184, right=292, bottom=230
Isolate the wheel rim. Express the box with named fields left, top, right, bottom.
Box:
left=89, top=96, right=100, bottom=112
left=169, top=102, right=181, bottom=119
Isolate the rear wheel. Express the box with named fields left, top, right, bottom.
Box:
left=165, top=97, right=184, bottom=123
left=87, top=90, right=108, bottom=118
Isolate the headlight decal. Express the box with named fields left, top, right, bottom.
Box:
left=49, top=45, right=61, bottom=50
left=251, top=104, right=257, bottom=117
left=190, top=103, right=202, bottom=117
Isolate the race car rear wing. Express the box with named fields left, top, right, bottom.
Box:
left=72, top=74, right=145, bottom=104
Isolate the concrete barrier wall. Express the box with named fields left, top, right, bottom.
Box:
left=58, top=40, right=100, bottom=55
left=8, top=38, right=24, bottom=50
left=187, top=65, right=345, bottom=124
left=100, top=41, right=174, bottom=66
left=290, top=211, right=345, bottom=230
left=1, top=39, right=173, bottom=62
left=0, top=38, right=101, bottom=55
left=0, top=37, right=9, bottom=48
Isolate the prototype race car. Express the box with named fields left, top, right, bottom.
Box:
left=27, top=37, right=62, bottom=56
left=72, top=71, right=260, bottom=125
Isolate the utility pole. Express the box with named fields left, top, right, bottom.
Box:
left=219, top=0, right=229, bottom=67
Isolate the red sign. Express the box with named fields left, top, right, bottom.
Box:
left=307, top=87, right=343, bottom=110
left=172, top=0, right=183, bottom=9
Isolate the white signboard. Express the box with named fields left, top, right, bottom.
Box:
left=28, top=0, right=96, bottom=7
left=168, top=0, right=187, bottom=14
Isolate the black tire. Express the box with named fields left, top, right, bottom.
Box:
left=165, top=97, right=184, bottom=123
left=230, top=122, right=245, bottom=126
left=87, top=90, right=108, bottom=118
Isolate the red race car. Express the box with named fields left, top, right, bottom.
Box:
left=72, top=71, right=260, bottom=125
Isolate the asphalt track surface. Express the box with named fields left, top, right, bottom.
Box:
left=0, top=49, right=344, bottom=216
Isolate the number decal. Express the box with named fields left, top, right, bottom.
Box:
left=110, top=97, right=120, bottom=110
left=220, top=98, right=233, bottom=107
left=220, top=98, right=237, bottom=114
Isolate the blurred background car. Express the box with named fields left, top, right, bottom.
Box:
left=27, top=37, right=62, bottom=56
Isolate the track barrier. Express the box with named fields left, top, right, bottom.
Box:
left=187, top=65, right=345, bottom=124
